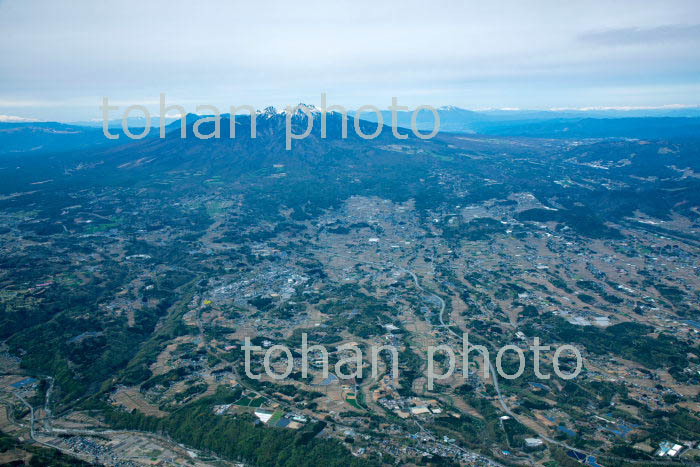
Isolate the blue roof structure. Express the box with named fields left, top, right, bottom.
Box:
left=11, top=377, right=37, bottom=389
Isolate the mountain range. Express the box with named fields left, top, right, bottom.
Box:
left=4, top=105, right=699, bottom=157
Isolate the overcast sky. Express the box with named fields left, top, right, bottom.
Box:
left=1, top=0, right=699, bottom=121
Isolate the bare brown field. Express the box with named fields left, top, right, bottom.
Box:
left=112, top=388, right=168, bottom=418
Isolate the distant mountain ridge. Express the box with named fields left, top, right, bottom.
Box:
left=3, top=105, right=700, bottom=156
left=0, top=122, right=125, bottom=156
left=353, top=106, right=700, bottom=137
left=77, top=105, right=700, bottom=129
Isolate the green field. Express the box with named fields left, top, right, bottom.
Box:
left=235, top=396, right=266, bottom=407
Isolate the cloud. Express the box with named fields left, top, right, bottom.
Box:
left=0, top=114, right=39, bottom=122
left=2, top=1, right=700, bottom=117
left=579, top=24, right=700, bottom=46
